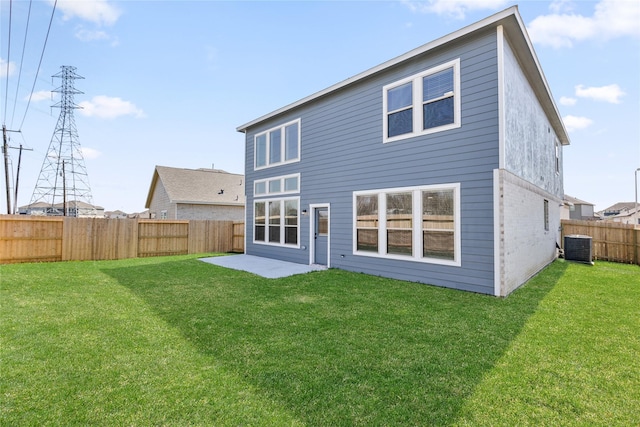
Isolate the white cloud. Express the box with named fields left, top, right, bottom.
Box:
left=549, top=0, right=575, bottom=14
left=575, top=84, right=625, bottom=104
left=528, top=0, right=640, bottom=48
left=401, top=0, right=508, bottom=19
left=81, top=147, right=102, bottom=160
left=54, top=0, right=121, bottom=26
left=74, top=27, right=120, bottom=46
left=28, top=90, right=53, bottom=102
left=563, top=115, right=593, bottom=132
left=559, top=96, right=577, bottom=106
left=1, top=58, right=16, bottom=78
left=79, top=96, right=145, bottom=119
left=75, top=28, right=109, bottom=42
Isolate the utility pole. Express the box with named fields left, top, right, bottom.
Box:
left=2, top=125, right=10, bottom=215
left=12, top=144, right=33, bottom=214
left=2, top=126, right=22, bottom=215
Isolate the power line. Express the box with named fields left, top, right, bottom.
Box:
left=3, top=0, right=13, bottom=125
left=9, top=0, right=33, bottom=128
left=18, top=0, right=58, bottom=131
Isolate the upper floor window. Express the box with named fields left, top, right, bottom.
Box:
left=254, top=119, right=301, bottom=169
left=555, top=139, right=560, bottom=174
left=383, top=59, right=460, bottom=143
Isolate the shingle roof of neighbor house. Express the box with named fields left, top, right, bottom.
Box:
left=564, top=195, right=594, bottom=206
left=145, top=166, right=245, bottom=209
left=236, top=6, right=570, bottom=147
left=602, top=202, right=636, bottom=213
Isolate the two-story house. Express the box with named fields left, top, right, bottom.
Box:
left=237, top=6, right=569, bottom=296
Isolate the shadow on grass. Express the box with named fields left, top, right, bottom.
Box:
left=102, top=257, right=567, bottom=425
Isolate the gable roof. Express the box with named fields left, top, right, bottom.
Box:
left=145, top=166, right=245, bottom=209
left=564, top=195, right=594, bottom=206
left=236, top=6, right=569, bottom=147
left=601, top=202, right=636, bottom=213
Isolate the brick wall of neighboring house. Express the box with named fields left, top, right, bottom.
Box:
left=176, top=204, right=244, bottom=221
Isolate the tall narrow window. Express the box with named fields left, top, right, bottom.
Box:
left=386, top=192, right=413, bottom=255
left=269, top=129, right=282, bottom=164
left=555, top=140, right=560, bottom=174
left=544, top=199, right=549, bottom=231
left=422, top=189, right=454, bottom=260
left=356, top=195, right=378, bottom=252
left=255, top=202, right=266, bottom=242
left=255, top=134, right=267, bottom=168
left=285, top=122, right=299, bottom=161
left=284, top=200, right=298, bottom=245
left=269, top=201, right=281, bottom=243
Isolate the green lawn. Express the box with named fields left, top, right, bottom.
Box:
left=1, top=256, right=638, bottom=426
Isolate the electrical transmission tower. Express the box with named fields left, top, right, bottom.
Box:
left=30, top=66, right=96, bottom=217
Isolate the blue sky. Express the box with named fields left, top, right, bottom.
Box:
left=1, top=0, right=639, bottom=214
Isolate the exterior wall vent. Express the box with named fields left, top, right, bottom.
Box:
left=564, top=235, right=593, bottom=265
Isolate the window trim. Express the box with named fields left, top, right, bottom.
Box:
left=555, top=139, right=560, bottom=175
left=253, top=196, right=300, bottom=248
left=254, top=173, right=300, bottom=198
left=254, top=118, right=301, bottom=170
left=382, top=59, right=461, bottom=144
left=544, top=199, right=549, bottom=231
left=353, top=183, right=461, bottom=267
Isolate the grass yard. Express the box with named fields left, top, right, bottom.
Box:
left=1, top=255, right=638, bottom=426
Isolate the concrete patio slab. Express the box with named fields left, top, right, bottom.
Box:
left=199, top=254, right=326, bottom=279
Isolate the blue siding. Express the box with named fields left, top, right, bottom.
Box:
left=244, top=31, right=499, bottom=294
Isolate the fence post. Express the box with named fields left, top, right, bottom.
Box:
left=633, top=226, right=640, bottom=265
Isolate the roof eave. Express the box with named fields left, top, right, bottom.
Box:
left=236, top=5, right=570, bottom=147
left=237, top=6, right=519, bottom=133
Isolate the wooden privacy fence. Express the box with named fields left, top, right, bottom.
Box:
left=561, top=219, right=640, bottom=265
left=0, top=215, right=245, bottom=264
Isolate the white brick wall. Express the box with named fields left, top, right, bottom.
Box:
left=495, top=169, right=560, bottom=296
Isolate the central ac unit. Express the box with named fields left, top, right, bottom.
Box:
left=564, top=235, right=593, bottom=264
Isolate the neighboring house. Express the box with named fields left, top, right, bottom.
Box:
left=145, top=166, right=245, bottom=220
left=599, top=202, right=636, bottom=218
left=129, top=210, right=152, bottom=219
left=236, top=7, right=569, bottom=296
left=19, top=201, right=104, bottom=218
left=600, top=203, right=640, bottom=225
left=104, top=210, right=129, bottom=219
left=561, top=195, right=595, bottom=221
